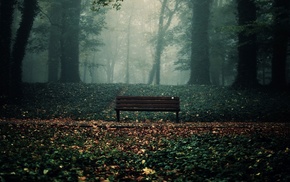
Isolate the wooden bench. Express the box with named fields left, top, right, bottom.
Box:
left=115, top=96, right=180, bottom=122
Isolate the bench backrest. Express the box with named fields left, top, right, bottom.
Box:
left=115, top=96, right=180, bottom=111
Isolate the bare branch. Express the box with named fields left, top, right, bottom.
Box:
left=38, top=7, right=62, bottom=29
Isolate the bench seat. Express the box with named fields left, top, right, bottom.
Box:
left=115, top=96, right=180, bottom=122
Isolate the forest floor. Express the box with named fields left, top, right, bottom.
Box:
left=1, top=119, right=289, bottom=181
left=1, top=119, right=289, bottom=135
left=1, top=83, right=290, bottom=122
left=1, top=83, right=290, bottom=181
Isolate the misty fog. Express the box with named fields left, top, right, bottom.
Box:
left=2, top=0, right=290, bottom=88
left=21, top=0, right=187, bottom=84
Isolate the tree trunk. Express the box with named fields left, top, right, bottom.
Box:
left=148, top=0, right=167, bottom=85
left=0, top=0, right=16, bottom=98
left=10, top=0, right=38, bottom=98
left=48, top=1, right=61, bottom=82
left=188, top=0, right=211, bottom=85
left=155, top=35, right=163, bottom=85
left=232, top=0, right=258, bottom=89
left=147, top=64, right=157, bottom=84
left=83, top=56, right=88, bottom=82
left=125, top=13, right=132, bottom=84
left=148, top=0, right=178, bottom=85
left=106, top=35, right=118, bottom=83
left=59, top=0, right=81, bottom=83
left=270, top=0, right=290, bottom=89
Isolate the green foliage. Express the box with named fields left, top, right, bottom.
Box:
left=145, top=134, right=290, bottom=181
left=26, top=0, right=107, bottom=54
left=0, top=122, right=289, bottom=181
left=79, top=3, right=107, bottom=53
left=91, top=0, right=123, bottom=11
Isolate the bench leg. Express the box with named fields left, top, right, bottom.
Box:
left=116, top=110, right=120, bottom=122
left=176, top=111, right=179, bottom=123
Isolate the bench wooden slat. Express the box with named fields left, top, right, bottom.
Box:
left=116, top=104, right=179, bottom=109
left=115, top=96, right=180, bottom=122
left=116, top=96, right=179, bottom=100
left=116, top=100, right=179, bottom=104
left=116, top=101, right=180, bottom=105
left=116, top=108, right=179, bottom=111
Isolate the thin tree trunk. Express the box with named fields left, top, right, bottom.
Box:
left=154, top=0, right=167, bottom=85
left=125, top=14, right=132, bottom=84
left=147, top=64, right=156, bottom=84
left=148, top=0, right=178, bottom=85
left=83, top=56, right=88, bottom=82
left=148, top=0, right=167, bottom=85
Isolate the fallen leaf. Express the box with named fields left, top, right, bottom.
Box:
left=142, top=167, right=156, bottom=175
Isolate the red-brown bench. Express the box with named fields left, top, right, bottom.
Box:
left=115, top=96, right=180, bottom=122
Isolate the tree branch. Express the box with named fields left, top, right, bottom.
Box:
left=38, top=6, right=62, bottom=29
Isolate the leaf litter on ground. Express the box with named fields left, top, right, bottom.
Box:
left=0, top=119, right=290, bottom=181
left=1, top=83, right=290, bottom=181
